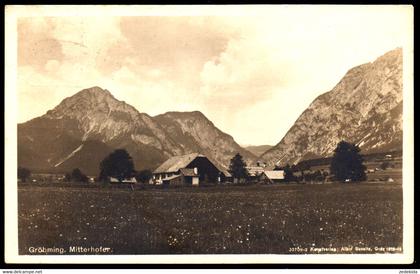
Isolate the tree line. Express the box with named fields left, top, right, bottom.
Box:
left=18, top=149, right=153, bottom=184
left=19, top=140, right=372, bottom=184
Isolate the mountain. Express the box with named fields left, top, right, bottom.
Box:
left=154, top=111, right=255, bottom=169
left=259, top=48, right=403, bottom=166
left=18, top=87, right=180, bottom=175
left=244, top=145, right=273, bottom=157
left=18, top=87, right=254, bottom=175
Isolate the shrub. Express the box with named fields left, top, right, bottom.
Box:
left=135, top=169, right=153, bottom=184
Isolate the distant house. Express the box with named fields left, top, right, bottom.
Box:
left=109, top=177, right=137, bottom=184
left=153, top=153, right=224, bottom=186
left=246, top=166, right=265, bottom=177
left=244, top=163, right=264, bottom=182
left=255, top=161, right=267, bottom=168
left=259, top=170, right=285, bottom=184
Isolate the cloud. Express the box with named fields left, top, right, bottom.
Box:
left=16, top=7, right=411, bottom=145
left=118, top=17, right=231, bottom=67
left=115, top=17, right=236, bottom=90
left=199, top=36, right=294, bottom=111
left=101, top=68, right=198, bottom=116
left=18, top=17, right=64, bottom=69
left=44, top=59, right=60, bottom=73
left=17, top=65, right=83, bottom=122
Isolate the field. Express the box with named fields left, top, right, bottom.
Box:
left=18, top=182, right=403, bottom=255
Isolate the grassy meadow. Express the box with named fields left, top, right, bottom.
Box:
left=18, top=180, right=403, bottom=255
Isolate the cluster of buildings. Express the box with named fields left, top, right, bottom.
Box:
left=28, top=151, right=399, bottom=186
left=25, top=153, right=284, bottom=187
left=149, top=153, right=284, bottom=186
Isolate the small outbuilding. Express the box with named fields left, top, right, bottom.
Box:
left=109, top=177, right=137, bottom=184
left=246, top=166, right=265, bottom=177
left=259, top=170, right=285, bottom=184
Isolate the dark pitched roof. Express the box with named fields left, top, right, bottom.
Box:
left=153, top=153, right=201, bottom=173
left=153, top=153, right=229, bottom=177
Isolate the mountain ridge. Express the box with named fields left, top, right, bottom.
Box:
left=18, top=86, right=255, bottom=175
left=244, top=145, right=273, bottom=157
left=259, top=48, right=403, bottom=166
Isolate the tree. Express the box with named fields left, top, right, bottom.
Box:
left=135, top=169, right=153, bottom=184
left=330, top=141, right=367, bottom=182
left=70, top=168, right=89, bottom=183
left=99, top=149, right=135, bottom=182
left=228, top=153, right=249, bottom=183
left=297, top=161, right=310, bottom=178
left=278, top=164, right=295, bottom=182
left=18, top=167, right=31, bottom=182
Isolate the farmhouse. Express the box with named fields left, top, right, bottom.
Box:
left=153, top=153, right=223, bottom=186
left=259, top=170, right=285, bottom=184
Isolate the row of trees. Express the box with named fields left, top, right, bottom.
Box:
left=64, top=168, right=89, bottom=182
left=18, top=149, right=153, bottom=184
left=61, top=149, right=153, bottom=184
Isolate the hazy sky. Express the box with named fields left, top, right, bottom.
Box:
left=16, top=5, right=411, bottom=145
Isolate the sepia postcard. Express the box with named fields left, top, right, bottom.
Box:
left=4, top=5, right=414, bottom=264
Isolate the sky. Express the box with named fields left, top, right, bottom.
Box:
left=16, top=5, right=412, bottom=146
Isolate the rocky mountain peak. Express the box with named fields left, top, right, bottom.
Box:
left=154, top=111, right=256, bottom=169
left=19, top=87, right=253, bottom=174
left=259, top=48, right=403, bottom=166
left=47, top=86, right=139, bottom=119
left=159, top=110, right=207, bottom=120
left=78, top=86, right=111, bottom=96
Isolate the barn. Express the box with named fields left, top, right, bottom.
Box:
left=259, top=170, right=285, bottom=184
left=153, top=153, right=223, bottom=186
